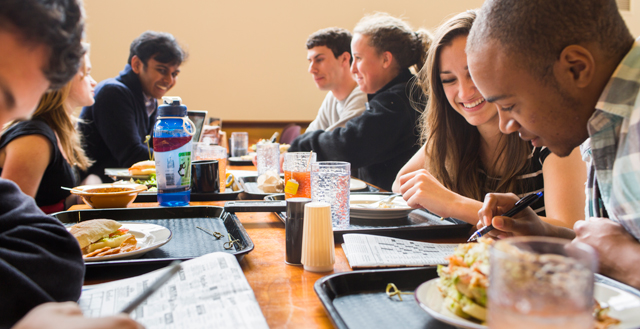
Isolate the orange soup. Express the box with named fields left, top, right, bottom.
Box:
left=85, top=187, right=134, bottom=193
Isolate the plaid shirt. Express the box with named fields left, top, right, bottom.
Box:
left=582, top=38, right=640, bottom=240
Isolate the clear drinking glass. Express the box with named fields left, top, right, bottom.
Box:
left=256, top=143, right=280, bottom=176
left=311, top=161, right=350, bottom=228
left=192, top=143, right=227, bottom=192
left=230, top=132, right=248, bottom=157
left=283, top=152, right=317, bottom=199
left=488, top=236, right=597, bottom=329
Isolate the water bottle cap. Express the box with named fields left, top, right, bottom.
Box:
left=162, top=96, right=182, bottom=105
left=158, top=96, right=187, bottom=117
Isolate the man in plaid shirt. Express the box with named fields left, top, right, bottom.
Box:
left=466, top=0, right=640, bottom=288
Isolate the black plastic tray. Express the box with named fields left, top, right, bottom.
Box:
left=315, top=267, right=640, bottom=329
left=52, top=206, right=254, bottom=269
left=315, top=267, right=453, bottom=329
left=135, top=181, right=243, bottom=202
left=265, top=193, right=472, bottom=243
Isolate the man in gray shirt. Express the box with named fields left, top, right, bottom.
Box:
left=305, top=28, right=367, bottom=132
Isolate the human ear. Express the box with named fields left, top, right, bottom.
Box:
left=382, top=51, right=393, bottom=69
left=556, top=45, right=595, bottom=88
left=340, top=52, right=351, bottom=67
left=131, top=55, right=143, bottom=74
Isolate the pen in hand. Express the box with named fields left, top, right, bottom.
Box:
left=119, top=260, right=182, bottom=314
left=467, top=191, right=543, bottom=242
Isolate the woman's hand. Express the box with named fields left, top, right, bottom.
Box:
left=398, top=169, right=476, bottom=221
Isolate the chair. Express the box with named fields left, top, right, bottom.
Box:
left=280, top=124, right=301, bottom=144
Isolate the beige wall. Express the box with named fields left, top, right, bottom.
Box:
left=84, top=0, right=640, bottom=122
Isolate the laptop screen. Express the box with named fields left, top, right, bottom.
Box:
left=187, top=110, right=207, bottom=143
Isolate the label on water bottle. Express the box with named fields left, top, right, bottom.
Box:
left=155, top=142, right=192, bottom=193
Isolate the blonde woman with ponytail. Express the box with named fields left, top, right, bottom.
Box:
left=289, top=13, right=432, bottom=190
left=392, top=10, right=586, bottom=228
left=0, top=48, right=97, bottom=213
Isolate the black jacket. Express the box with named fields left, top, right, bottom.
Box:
left=0, top=179, right=84, bottom=328
left=79, top=64, right=157, bottom=181
left=289, top=69, right=423, bottom=190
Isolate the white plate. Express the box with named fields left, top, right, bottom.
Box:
left=72, top=223, right=172, bottom=262
left=350, top=194, right=413, bottom=219
left=415, top=278, right=640, bottom=329
left=350, top=178, right=368, bottom=191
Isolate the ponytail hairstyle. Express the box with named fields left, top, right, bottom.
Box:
left=353, top=13, right=432, bottom=72
left=417, top=10, right=532, bottom=201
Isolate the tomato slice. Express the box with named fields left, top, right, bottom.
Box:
left=108, top=228, right=129, bottom=238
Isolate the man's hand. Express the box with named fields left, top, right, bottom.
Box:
left=574, top=218, right=640, bottom=289
left=477, top=193, right=551, bottom=239
left=12, top=302, right=143, bottom=329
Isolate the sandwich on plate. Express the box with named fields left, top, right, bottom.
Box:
left=129, top=160, right=155, bottom=176
left=69, top=219, right=139, bottom=258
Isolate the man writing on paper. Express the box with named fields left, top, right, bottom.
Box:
left=467, top=0, right=640, bottom=288
left=305, top=27, right=367, bottom=132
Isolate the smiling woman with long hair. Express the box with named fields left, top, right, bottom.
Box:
left=0, top=48, right=97, bottom=213
left=392, top=10, right=586, bottom=228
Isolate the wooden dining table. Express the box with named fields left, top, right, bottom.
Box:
left=72, top=165, right=468, bottom=328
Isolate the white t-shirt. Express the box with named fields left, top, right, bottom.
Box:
left=306, top=86, right=367, bottom=132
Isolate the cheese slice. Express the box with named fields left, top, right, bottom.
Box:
left=86, top=233, right=133, bottom=253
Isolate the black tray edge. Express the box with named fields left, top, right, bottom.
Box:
left=52, top=206, right=255, bottom=267
left=135, top=181, right=244, bottom=203
left=314, top=267, right=437, bottom=329
left=264, top=193, right=472, bottom=243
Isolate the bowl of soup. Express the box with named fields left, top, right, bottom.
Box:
left=71, top=184, right=147, bottom=208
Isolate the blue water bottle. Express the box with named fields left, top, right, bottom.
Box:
left=153, top=96, right=195, bottom=206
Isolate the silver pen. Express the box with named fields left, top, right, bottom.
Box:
left=119, top=260, right=182, bottom=314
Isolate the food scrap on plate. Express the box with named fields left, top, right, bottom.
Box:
left=257, top=170, right=284, bottom=193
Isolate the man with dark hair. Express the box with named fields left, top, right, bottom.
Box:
left=466, top=0, right=640, bottom=288
left=80, top=30, right=186, bottom=181
left=305, top=27, right=366, bottom=132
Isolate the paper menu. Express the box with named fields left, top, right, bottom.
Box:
left=79, top=252, right=269, bottom=329
left=342, top=234, right=458, bottom=269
